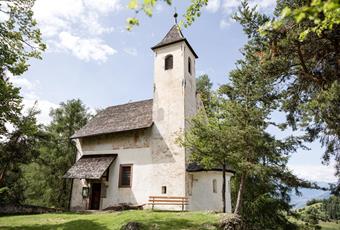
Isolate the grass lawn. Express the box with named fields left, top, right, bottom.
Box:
left=0, top=210, right=220, bottom=230
left=319, top=221, right=340, bottom=230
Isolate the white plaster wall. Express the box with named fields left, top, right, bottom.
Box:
left=70, top=178, right=89, bottom=210
left=70, top=129, right=153, bottom=210
left=189, top=171, right=233, bottom=212
left=101, top=147, right=153, bottom=209
left=151, top=42, right=188, bottom=202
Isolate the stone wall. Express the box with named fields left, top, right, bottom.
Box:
left=0, top=205, right=61, bottom=215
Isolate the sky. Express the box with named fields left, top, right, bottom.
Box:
left=7, top=0, right=337, bottom=183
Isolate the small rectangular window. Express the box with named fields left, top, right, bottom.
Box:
left=119, top=164, right=132, bottom=188
left=213, top=179, right=217, bottom=193
left=162, top=186, right=167, bottom=194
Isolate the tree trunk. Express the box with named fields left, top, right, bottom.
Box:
left=222, top=163, right=226, bottom=213
left=0, top=164, right=8, bottom=185
left=234, top=173, right=245, bottom=215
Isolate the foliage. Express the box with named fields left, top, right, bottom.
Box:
left=263, top=0, right=340, bottom=41
left=256, top=0, right=340, bottom=178
left=0, top=0, right=46, bottom=206
left=126, top=0, right=208, bottom=30
left=181, top=1, right=319, bottom=228
left=126, top=0, right=172, bottom=30
left=0, top=0, right=45, bottom=76
left=0, top=75, right=21, bottom=135
left=306, top=199, right=323, bottom=206
left=23, top=99, right=91, bottom=209
left=0, top=98, right=46, bottom=204
left=294, top=196, right=340, bottom=230
left=0, top=210, right=219, bottom=230
left=196, top=74, right=214, bottom=115
left=323, top=196, right=340, bottom=220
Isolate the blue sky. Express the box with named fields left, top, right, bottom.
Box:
left=8, top=0, right=336, bottom=182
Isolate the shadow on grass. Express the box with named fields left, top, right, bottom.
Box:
left=0, top=219, right=109, bottom=230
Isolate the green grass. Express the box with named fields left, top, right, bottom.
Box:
left=0, top=210, right=220, bottom=230
left=319, top=221, right=340, bottom=230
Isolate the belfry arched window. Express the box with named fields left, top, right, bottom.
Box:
left=165, top=55, right=173, bottom=70
left=188, top=57, right=192, bottom=74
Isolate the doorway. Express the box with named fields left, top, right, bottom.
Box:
left=90, top=183, right=101, bottom=210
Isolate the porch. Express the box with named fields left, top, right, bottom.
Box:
left=64, top=154, right=116, bottom=210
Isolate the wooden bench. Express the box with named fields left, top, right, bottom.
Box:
left=148, top=196, right=189, bottom=211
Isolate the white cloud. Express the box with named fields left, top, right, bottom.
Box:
left=155, top=3, right=164, bottom=13
left=59, top=32, right=116, bottom=62
left=83, top=0, right=122, bottom=13
left=222, top=0, right=240, bottom=14
left=206, top=0, right=221, bottom=13
left=251, top=0, right=277, bottom=10
left=289, top=164, right=337, bottom=183
left=219, top=18, right=233, bottom=29
left=10, top=76, right=58, bottom=125
left=123, top=47, right=138, bottom=57
left=222, top=0, right=276, bottom=12
left=9, top=77, right=34, bottom=90
left=22, top=99, right=59, bottom=125
left=220, top=0, right=276, bottom=29
left=33, top=0, right=120, bottom=62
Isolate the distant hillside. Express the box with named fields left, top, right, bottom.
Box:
left=290, top=182, right=332, bottom=209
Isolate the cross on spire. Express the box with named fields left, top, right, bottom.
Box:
left=174, top=8, right=178, bottom=24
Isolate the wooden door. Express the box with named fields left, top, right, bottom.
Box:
left=90, top=183, right=101, bottom=210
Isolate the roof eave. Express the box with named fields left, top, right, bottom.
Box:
left=187, top=168, right=236, bottom=174
left=151, top=39, right=199, bottom=59
left=70, top=123, right=154, bottom=139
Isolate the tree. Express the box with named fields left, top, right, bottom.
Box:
left=180, top=104, right=236, bottom=213
left=0, top=0, right=45, bottom=76
left=0, top=104, right=46, bottom=205
left=196, top=74, right=214, bottom=115
left=181, top=2, right=315, bottom=228
left=255, top=0, right=340, bottom=182
left=23, top=99, right=91, bottom=209
left=0, top=0, right=46, bottom=205
left=181, top=59, right=307, bottom=227
left=323, top=196, right=340, bottom=220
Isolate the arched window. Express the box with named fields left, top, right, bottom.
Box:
left=165, top=55, right=173, bottom=70
left=188, top=57, right=192, bottom=74
left=212, top=179, right=217, bottom=193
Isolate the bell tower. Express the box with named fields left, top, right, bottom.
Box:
left=150, top=18, right=198, bottom=198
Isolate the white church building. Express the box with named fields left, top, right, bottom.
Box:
left=64, top=24, right=234, bottom=212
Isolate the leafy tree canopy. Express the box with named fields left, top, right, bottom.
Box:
left=23, top=99, right=91, bottom=209
left=0, top=0, right=45, bottom=76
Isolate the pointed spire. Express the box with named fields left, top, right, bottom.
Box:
left=153, top=25, right=184, bottom=48
left=151, top=19, right=198, bottom=58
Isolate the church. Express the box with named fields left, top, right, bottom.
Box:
left=64, top=23, right=234, bottom=212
